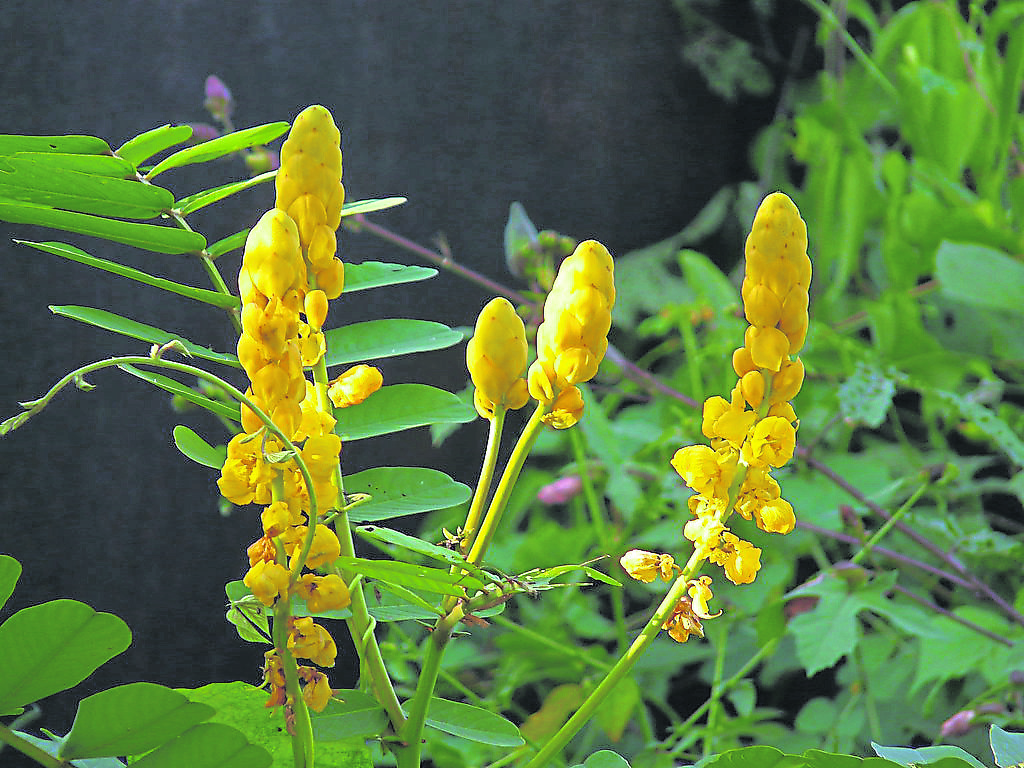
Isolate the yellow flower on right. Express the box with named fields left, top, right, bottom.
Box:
left=674, top=191, right=810, bottom=587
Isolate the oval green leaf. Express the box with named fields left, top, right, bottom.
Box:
left=18, top=240, right=239, bottom=309
left=356, top=525, right=495, bottom=583
left=333, top=384, right=474, bottom=441
left=0, top=200, right=206, bottom=254
left=990, top=724, right=1024, bottom=768
left=180, top=682, right=370, bottom=767
left=936, top=240, right=1024, bottom=316
left=0, top=600, right=131, bottom=716
left=61, top=682, right=215, bottom=759
left=0, top=134, right=112, bottom=156
left=324, top=319, right=462, bottom=367
left=0, top=156, right=172, bottom=218
left=342, top=261, right=437, bottom=293
left=129, top=722, right=271, bottom=768
left=2, top=152, right=134, bottom=178
left=49, top=305, right=241, bottom=368
left=174, top=170, right=276, bottom=216
left=425, top=698, right=524, bottom=747
left=344, top=466, right=471, bottom=522
left=311, top=690, right=389, bottom=741
left=115, top=124, right=194, bottom=168
left=0, top=555, right=21, bottom=613
left=173, top=425, right=228, bottom=470
left=145, top=122, right=289, bottom=179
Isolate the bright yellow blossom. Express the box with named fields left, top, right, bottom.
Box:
left=328, top=364, right=383, bottom=408
left=620, top=550, right=678, bottom=583
left=244, top=560, right=291, bottom=607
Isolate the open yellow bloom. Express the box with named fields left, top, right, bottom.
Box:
left=620, top=549, right=678, bottom=583
left=288, top=617, right=338, bottom=667
left=244, top=560, right=290, bottom=607
left=296, top=573, right=351, bottom=613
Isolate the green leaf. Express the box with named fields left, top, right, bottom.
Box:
left=0, top=200, right=206, bottom=254
left=119, top=365, right=241, bottom=422
left=698, top=746, right=788, bottom=768
left=174, top=170, right=276, bottom=216
left=526, top=563, right=621, bottom=588
left=355, top=525, right=496, bottom=583
left=578, top=750, right=631, bottom=768
left=340, top=196, right=407, bottom=217
left=364, top=587, right=444, bottom=622
left=145, top=122, right=289, bottom=179
left=344, top=467, right=471, bottom=523
left=935, top=241, right=1024, bottom=316
left=425, top=698, right=524, bottom=747
left=334, top=556, right=486, bottom=597
left=0, top=555, right=21, bottom=613
left=128, top=723, right=271, bottom=768
left=0, top=134, right=112, bottom=155
left=61, top=682, right=215, bottom=759
left=115, top=124, right=194, bottom=167
left=333, top=383, right=475, bottom=440
left=0, top=599, right=131, bottom=716
left=311, top=690, right=389, bottom=741
left=173, top=425, right=227, bottom=470
left=838, top=362, right=896, bottom=428
left=342, top=261, right=437, bottom=293
left=786, top=573, right=863, bottom=676
left=0, top=155, right=173, bottom=218
left=181, top=681, right=371, bottom=768
left=18, top=240, right=239, bottom=309
left=324, top=319, right=462, bottom=367
left=871, top=742, right=986, bottom=768
left=50, top=305, right=241, bottom=368
left=207, top=229, right=249, bottom=259
left=1, top=152, right=134, bottom=178
left=991, top=725, right=1024, bottom=768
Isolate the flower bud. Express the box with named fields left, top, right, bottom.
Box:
left=466, top=297, right=529, bottom=419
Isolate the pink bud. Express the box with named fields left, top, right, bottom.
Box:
left=204, top=75, right=234, bottom=118
left=187, top=122, right=220, bottom=145
left=536, top=475, right=583, bottom=505
left=939, top=709, right=975, bottom=739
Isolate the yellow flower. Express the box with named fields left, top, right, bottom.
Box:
left=619, top=549, right=677, bottom=583
left=291, top=524, right=341, bottom=571
left=328, top=364, right=383, bottom=408
left=260, top=500, right=303, bottom=537
left=740, top=416, right=796, bottom=468
left=299, top=667, right=333, bottom=712
left=709, top=533, right=761, bottom=585
left=687, top=576, right=721, bottom=619
left=757, top=497, right=796, bottom=535
left=670, top=445, right=736, bottom=499
left=541, top=385, right=585, bottom=429
left=682, top=512, right=726, bottom=558
left=243, top=560, right=290, bottom=607
left=701, top=392, right=756, bottom=446
left=466, top=297, right=530, bottom=419
left=296, top=573, right=351, bottom=613
left=288, top=617, right=338, bottom=667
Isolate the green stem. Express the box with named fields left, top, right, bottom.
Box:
left=666, top=637, right=779, bottom=756
left=703, top=625, right=728, bottom=758
left=850, top=479, right=929, bottom=566
left=466, top=403, right=547, bottom=566
left=522, top=554, right=700, bottom=768
left=394, top=611, right=459, bottom=768
left=273, top=576, right=314, bottom=768
left=0, top=722, right=62, bottom=768
left=462, top=408, right=507, bottom=553
left=169, top=210, right=242, bottom=335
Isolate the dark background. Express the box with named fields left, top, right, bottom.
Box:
left=0, top=0, right=810, bottom=740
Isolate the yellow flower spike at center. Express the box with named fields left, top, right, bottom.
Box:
left=466, top=297, right=530, bottom=419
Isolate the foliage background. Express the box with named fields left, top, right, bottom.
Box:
left=0, top=0, right=811, bottom=736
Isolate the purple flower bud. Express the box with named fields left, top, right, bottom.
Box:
left=536, top=475, right=583, bottom=505
left=204, top=75, right=233, bottom=118
left=939, top=709, right=975, bottom=739
left=187, top=122, right=221, bottom=145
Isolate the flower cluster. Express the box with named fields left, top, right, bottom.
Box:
left=527, top=240, right=616, bottom=428
left=216, top=105, right=380, bottom=713
left=621, top=192, right=810, bottom=642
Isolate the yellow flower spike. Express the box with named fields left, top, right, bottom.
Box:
left=328, top=364, right=383, bottom=408
left=243, top=560, right=291, bottom=607
left=466, top=297, right=530, bottom=419
left=275, top=105, right=344, bottom=245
